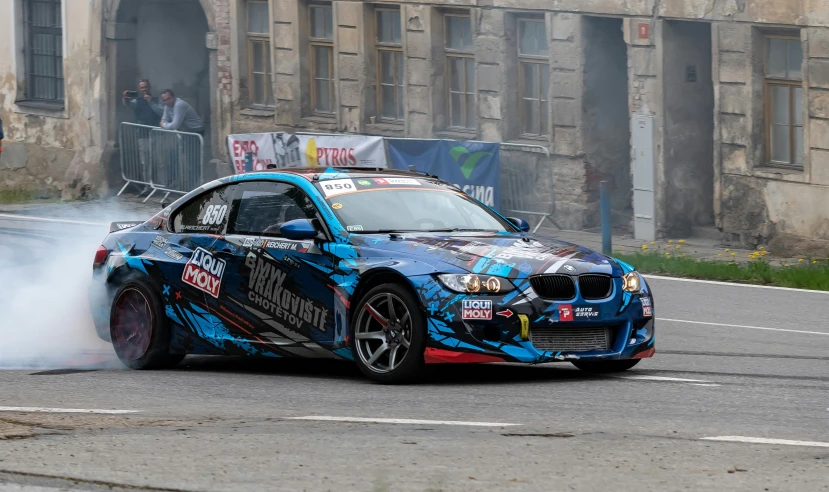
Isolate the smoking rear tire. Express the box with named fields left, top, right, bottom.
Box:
left=351, top=283, right=426, bottom=384
left=109, top=277, right=183, bottom=370
left=571, top=359, right=640, bottom=374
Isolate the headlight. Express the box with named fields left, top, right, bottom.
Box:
left=622, top=272, right=643, bottom=293
left=438, top=274, right=516, bottom=294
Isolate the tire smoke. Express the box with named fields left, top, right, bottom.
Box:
left=0, top=203, right=153, bottom=370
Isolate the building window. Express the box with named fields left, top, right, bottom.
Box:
left=765, top=36, right=803, bottom=167
left=376, top=8, right=404, bottom=121
left=309, top=3, right=334, bottom=114
left=24, top=0, right=64, bottom=103
left=445, top=13, right=475, bottom=129
left=247, top=0, right=274, bottom=107
left=518, top=18, right=549, bottom=136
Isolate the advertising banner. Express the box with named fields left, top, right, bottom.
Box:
left=386, top=139, right=501, bottom=209
left=227, top=133, right=387, bottom=173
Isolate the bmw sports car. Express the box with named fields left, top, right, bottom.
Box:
left=90, top=168, right=655, bottom=383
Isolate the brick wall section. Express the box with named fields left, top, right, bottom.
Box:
left=215, top=0, right=233, bottom=94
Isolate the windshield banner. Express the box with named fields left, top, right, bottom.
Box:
left=386, top=139, right=500, bottom=209
left=227, top=133, right=387, bottom=173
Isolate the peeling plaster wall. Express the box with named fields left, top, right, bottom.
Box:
left=0, top=0, right=106, bottom=199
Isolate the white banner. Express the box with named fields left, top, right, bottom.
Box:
left=227, top=133, right=387, bottom=173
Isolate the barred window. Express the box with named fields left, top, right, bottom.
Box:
left=24, top=0, right=64, bottom=103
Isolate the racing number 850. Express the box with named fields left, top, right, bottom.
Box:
left=201, top=204, right=227, bottom=225
left=324, top=183, right=354, bottom=192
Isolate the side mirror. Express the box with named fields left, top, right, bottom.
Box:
left=280, top=219, right=318, bottom=240
left=506, top=217, right=530, bottom=233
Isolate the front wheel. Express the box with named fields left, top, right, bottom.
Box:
left=571, top=359, right=640, bottom=374
left=351, top=283, right=426, bottom=384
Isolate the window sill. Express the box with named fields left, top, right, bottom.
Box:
left=14, top=99, right=67, bottom=118
left=506, top=137, right=551, bottom=150
left=754, top=165, right=806, bottom=182
left=366, top=121, right=405, bottom=137
left=239, top=107, right=275, bottom=118
left=435, top=128, right=478, bottom=140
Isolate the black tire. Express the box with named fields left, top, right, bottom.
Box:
left=109, top=277, right=184, bottom=370
left=571, top=359, right=641, bottom=374
left=351, top=283, right=426, bottom=384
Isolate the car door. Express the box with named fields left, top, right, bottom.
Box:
left=155, top=184, right=234, bottom=311
left=205, top=180, right=338, bottom=358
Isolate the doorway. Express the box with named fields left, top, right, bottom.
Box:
left=662, top=20, right=715, bottom=237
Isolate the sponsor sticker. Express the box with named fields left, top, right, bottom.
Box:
left=385, top=177, right=421, bottom=186
left=181, top=247, right=226, bottom=298
left=283, top=256, right=301, bottom=269
left=347, top=225, right=364, bottom=232
left=319, top=178, right=357, bottom=197
left=150, top=236, right=168, bottom=250
left=518, top=314, right=529, bottom=340
left=115, top=222, right=138, bottom=230
left=461, top=300, right=492, bottom=320
left=574, top=306, right=600, bottom=319
left=331, top=203, right=343, bottom=210
left=558, top=304, right=574, bottom=322
left=641, top=296, right=652, bottom=307
left=265, top=240, right=299, bottom=250
left=373, top=178, right=388, bottom=185
left=643, top=305, right=653, bottom=317
left=242, top=237, right=255, bottom=248
left=245, top=251, right=328, bottom=332
left=357, top=179, right=372, bottom=186
left=163, top=247, right=184, bottom=261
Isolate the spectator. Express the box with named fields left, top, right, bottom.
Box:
left=122, top=79, right=163, bottom=126
left=159, top=89, right=204, bottom=135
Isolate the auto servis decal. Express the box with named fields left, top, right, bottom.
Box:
left=244, top=251, right=329, bottom=332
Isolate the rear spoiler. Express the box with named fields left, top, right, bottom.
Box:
left=110, top=221, right=144, bottom=233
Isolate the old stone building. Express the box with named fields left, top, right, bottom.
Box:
left=1, top=0, right=829, bottom=253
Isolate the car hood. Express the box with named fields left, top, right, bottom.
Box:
left=353, top=231, right=624, bottom=278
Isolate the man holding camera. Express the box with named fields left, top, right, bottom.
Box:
left=121, top=79, right=163, bottom=189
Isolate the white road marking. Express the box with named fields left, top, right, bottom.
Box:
left=0, top=213, right=108, bottom=227
left=690, top=383, right=721, bottom=387
left=286, top=416, right=521, bottom=427
left=658, top=318, right=829, bottom=336
left=644, top=274, right=829, bottom=295
left=615, top=375, right=711, bottom=383
left=701, top=436, right=829, bottom=448
left=0, top=406, right=138, bottom=414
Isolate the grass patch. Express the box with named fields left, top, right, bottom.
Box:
left=0, top=189, right=61, bottom=204
left=615, top=252, right=829, bottom=291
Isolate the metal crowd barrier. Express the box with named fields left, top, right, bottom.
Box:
left=296, top=132, right=560, bottom=233
left=117, top=122, right=204, bottom=203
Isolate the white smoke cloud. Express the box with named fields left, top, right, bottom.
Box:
left=0, top=202, right=156, bottom=370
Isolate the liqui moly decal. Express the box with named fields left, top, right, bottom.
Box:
left=182, top=247, right=226, bottom=298
left=461, top=300, right=492, bottom=320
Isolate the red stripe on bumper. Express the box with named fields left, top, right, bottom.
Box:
left=423, top=347, right=505, bottom=364
left=632, top=347, right=656, bottom=359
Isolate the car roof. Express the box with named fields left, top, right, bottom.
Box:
left=255, top=166, right=442, bottom=182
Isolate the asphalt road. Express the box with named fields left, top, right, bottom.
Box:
left=0, top=213, right=827, bottom=492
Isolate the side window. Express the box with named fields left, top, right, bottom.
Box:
left=172, top=185, right=234, bottom=233
left=227, top=181, right=319, bottom=237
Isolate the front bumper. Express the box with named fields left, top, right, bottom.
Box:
left=411, top=274, right=655, bottom=364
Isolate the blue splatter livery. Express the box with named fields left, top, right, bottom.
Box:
left=89, top=168, right=654, bottom=368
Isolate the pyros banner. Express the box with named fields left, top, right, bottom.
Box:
left=386, top=139, right=500, bottom=209
left=227, top=133, right=387, bottom=173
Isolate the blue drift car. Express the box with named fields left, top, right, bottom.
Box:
left=90, top=168, right=655, bottom=383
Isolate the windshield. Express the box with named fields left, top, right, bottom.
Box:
left=313, top=177, right=514, bottom=233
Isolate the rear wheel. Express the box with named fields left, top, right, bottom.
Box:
left=110, top=278, right=184, bottom=370
left=351, top=283, right=426, bottom=384
left=571, top=359, right=640, bottom=374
